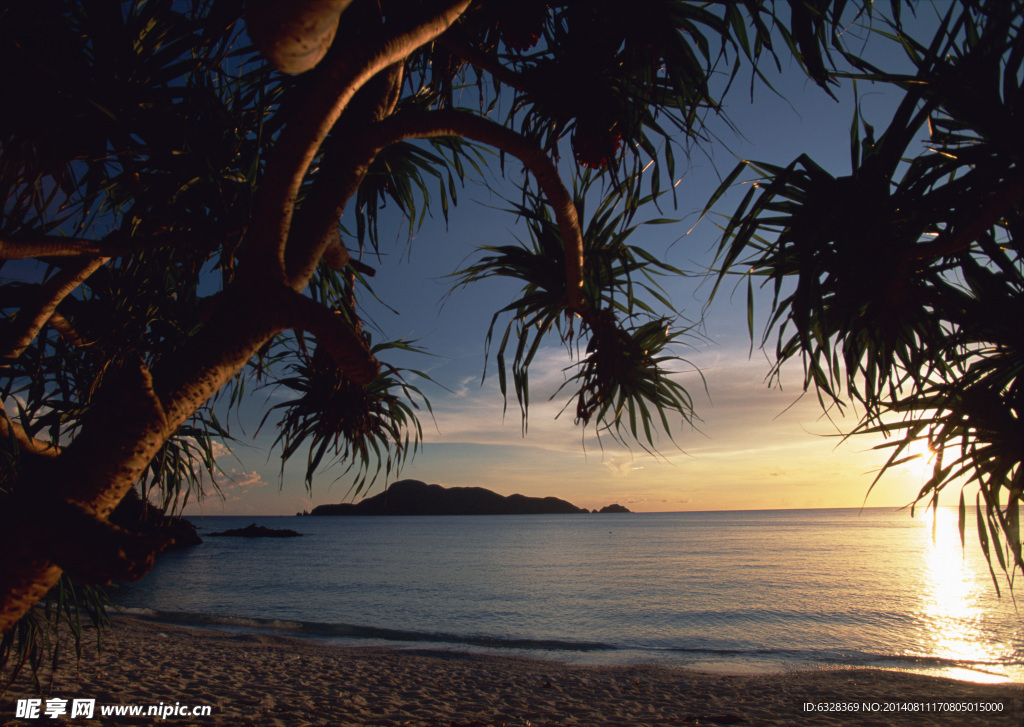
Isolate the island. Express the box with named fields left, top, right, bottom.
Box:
left=309, top=479, right=630, bottom=516
left=595, top=503, right=632, bottom=513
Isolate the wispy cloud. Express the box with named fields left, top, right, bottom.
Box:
left=423, top=345, right=704, bottom=461
left=420, top=341, right=850, bottom=463
left=216, top=468, right=269, bottom=493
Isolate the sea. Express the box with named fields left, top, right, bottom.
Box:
left=111, top=507, right=1024, bottom=683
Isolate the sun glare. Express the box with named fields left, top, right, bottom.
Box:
left=916, top=507, right=1012, bottom=683
left=900, top=437, right=938, bottom=484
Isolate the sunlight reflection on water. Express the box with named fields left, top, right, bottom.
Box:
left=914, top=507, right=1018, bottom=683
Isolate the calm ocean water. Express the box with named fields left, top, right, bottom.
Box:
left=112, top=508, right=1024, bottom=683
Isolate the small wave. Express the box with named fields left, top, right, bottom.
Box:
left=671, top=607, right=900, bottom=626
left=116, top=607, right=615, bottom=653
left=659, top=644, right=1017, bottom=674
left=874, top=651, right=1024, bottom=671
left=664, top=645, right=810, bottom=658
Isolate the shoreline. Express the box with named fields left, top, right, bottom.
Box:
left=101, top=606, right=1024, bottom=682
left=3, top=616, right=1022, bottom=726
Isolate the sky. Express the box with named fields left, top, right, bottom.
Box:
left=175, top=7, right=956, bottom=517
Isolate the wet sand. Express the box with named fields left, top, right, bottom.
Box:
left=3, top=616, right=1022, bottom=726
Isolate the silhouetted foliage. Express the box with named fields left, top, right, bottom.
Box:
left=712, top=0, right=1023, bottom=589
left=0, top=0, right=1020, bottom=681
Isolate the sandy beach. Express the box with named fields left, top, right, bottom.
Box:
left=2, top=616, right=1021, bottom=726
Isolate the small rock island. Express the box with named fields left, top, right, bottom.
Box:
left=208, top=523, right=304, bottom=538
left=596, top=503, right=631, bottom=514
left=308, top=479, right=631, bottom=516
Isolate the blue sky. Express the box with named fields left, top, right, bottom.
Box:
left=170, top=7, right=954, bottom=516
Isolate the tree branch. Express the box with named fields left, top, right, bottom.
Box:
left=248, top=0, right=471, bottom=278
left=41, top=500, right=173, bottom=583
left=906, top=173, right=1024, bottom=262
left=365, top=109, right=587, bottom=312
left=284, top=63, right=405, bottom=286
left=52, top=358, right=169, bottom=511
left=0, top=231, right=213, bottom=260
left=0, top=236, right=109, bottom=259
left=0, top=410, right=60, bottom=458
left=322, top=228, right=352, bottom=270
left=437, top=32, right=533, bottom=96
left=317, top=228, right=376, bottom=276
left=0, top=257, right=109, bottom=365
left=45, top=311, right=88, bottom=348
left=282, top=289, right=379, bottom=384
